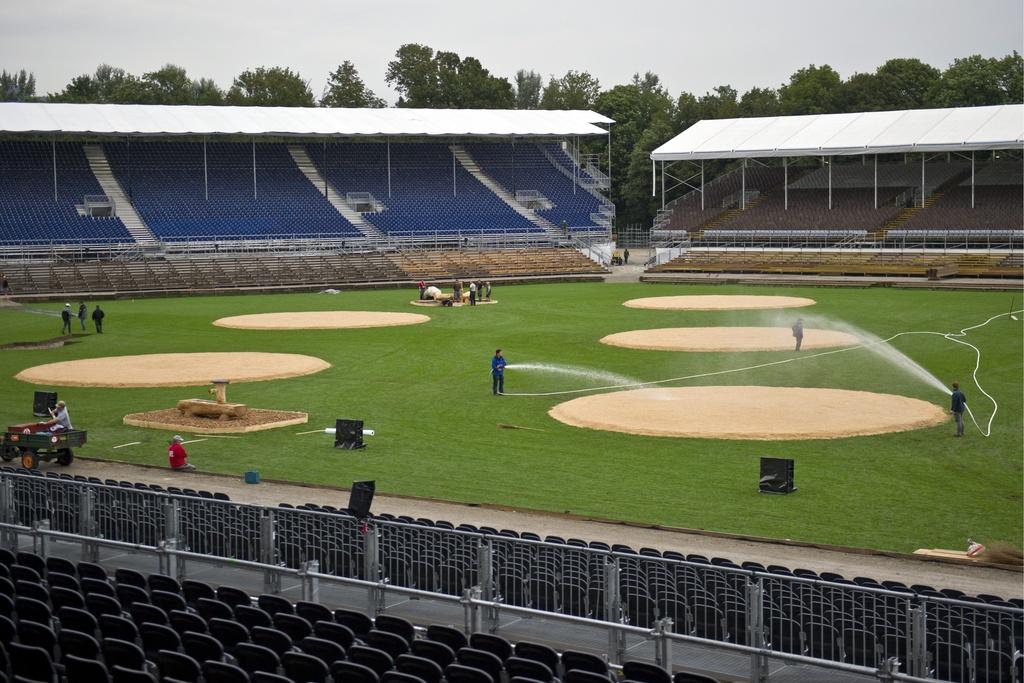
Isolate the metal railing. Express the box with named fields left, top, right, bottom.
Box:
left=0, top=520, right=962, bottom=683
left=0, top=471, right=1018, bottom=681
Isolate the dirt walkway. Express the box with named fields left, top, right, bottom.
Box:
left=65, top=458, right=1021, bottom=598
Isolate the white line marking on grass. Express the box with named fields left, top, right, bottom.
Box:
left=295, top=429, right=323, bottom=436
left=112, top=442, right=141, bottom=449
left=181, top=439, right=208, bottom=445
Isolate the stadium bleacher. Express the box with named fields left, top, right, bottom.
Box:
left=305, top=143, right=541, bottom=237
left=1, top=467, right=1019, bottom=682
left=0, top=142, right=132, bottom=244
left=463, top=143, right=610, bottom=231
left=102, top=142, right=362, bottom=240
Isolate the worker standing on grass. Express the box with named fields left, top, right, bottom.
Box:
left=492, top=349, right=507, bottom=395
left=950, top=382, right=967, bottom=437
left=168, top=435, right=196, bottom=471
left=92, top=305, right=105, bottom=333
left=792, top=318, right=804, bottom=351
left=61, top=303, right=72, bottom=335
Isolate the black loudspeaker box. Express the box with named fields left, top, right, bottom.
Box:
left=33, top=391, right=58, bottom=417
left=759, top=457, right=796, bottom=494
left=348, top=480, right=376, bottom=518
left=334, top=419, right=365, bottom=450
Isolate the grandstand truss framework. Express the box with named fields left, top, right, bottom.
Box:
left=650, top=105, right=1024, bottom=213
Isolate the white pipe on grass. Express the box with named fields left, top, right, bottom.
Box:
left=324, top=428, right=375, bottom=437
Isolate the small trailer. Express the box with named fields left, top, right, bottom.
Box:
left=0, top=422, right=87, bottom=469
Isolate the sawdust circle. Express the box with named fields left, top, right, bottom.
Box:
left=549, top=386, right=946, bottom=440
left=213, top=311, right=430, bottom=330
left=623, top=295, right=816, bottom=311
left=15, top=352, right=330, bottom=388
left=601, top=327, right=861, bottom=352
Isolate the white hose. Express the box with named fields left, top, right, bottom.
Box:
left=501, top=309, right=1022, bottom=438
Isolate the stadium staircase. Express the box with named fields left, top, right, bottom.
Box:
left=448, top=145, right=561, bottom=239
left=81, top=145, right=159, bottom=247
left=873, top=168, right=972, bottom=240
left=286, top=146, right=385, bottom=240
left=536, top=143, right=616, bottom=228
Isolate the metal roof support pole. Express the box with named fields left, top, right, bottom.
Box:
left=51, top=137, right=56, bottom=201
left=651, top=160, right=655, bottom=197
left=127, top=138, right=132, bottom=200
left=741, top=159, right=746, bottom=210
left=783, top=158, right=788, bottom=211
left=387, top=137, right=392, bottom=199
left=203, top=137, right=208, bottom=201
left=920, top=154, right=925, bottom=208
left=873, top=154, right=877, bottom=209
left=511, top=137, right=516, bottom=195
left=700, top=160, right=705, bottom=211
left=827, top=156, right=832, bottom=210
left=971, top=151, right=975, bottom=208
left=660, top=161, right=665, bottom=210
left=607, top=128, right=612, bottom=187
left=573, top=136, right=578, bottom=195
left=452, top=146, right=457, bottom=197
left=252, top=138, right=257, bottom=200
left=323, top=138, right=328, bottom=198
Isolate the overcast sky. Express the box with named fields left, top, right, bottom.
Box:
left=2, top=0, right=1021, bottom=104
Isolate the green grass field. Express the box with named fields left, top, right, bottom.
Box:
left=1, top=282, right=1020, bottom=554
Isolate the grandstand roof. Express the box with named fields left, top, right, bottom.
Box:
left=0, top=103, right=614, bottom=138
left=650, top=105, right=1024, bottom=161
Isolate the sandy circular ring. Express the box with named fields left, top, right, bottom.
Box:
left=213, top=311, right=430, bottom=330
left=549, top=386, right=946, bottom=440
left=623, top=295, right=816, bottom=311
left=601, top=327, right=861, bottom=352
left=15, top=352, right=331, bottom=388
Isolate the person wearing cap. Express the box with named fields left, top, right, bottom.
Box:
left=77, top=302, right=87, bottom=331
left=61, top=304, right=72, bottom=335
left=42, top=400, right=72, bottom=433
left=168, top=435, right=196, bottom=471
left=792, top=318, right=804, bottom=351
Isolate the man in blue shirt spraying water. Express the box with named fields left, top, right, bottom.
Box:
left=950, top=382, right=967, bottom=437
left=492, top=349, right=507, bottom=395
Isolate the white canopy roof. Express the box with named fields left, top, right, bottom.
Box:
left=0, top=103, right=613, bottom=137
left=651, top=105, right=1024, bottom=161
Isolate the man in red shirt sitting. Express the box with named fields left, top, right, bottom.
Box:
left=168, top=435, right=196, bottom=471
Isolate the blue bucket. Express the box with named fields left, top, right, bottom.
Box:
left=244, top=471, right=260, bottom=485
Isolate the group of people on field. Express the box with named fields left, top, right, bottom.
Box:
left=418, top=280, right=492, bottom=306
left=60, top=302, right=105, bottom=335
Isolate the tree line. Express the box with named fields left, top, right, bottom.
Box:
left=2, top=46, right=1021, bottom=227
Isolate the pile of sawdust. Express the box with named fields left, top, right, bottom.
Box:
left=123, top=408, right=307, bottom=434
left=15, top=352, right=330, bottom=387
left=623, top=295, right=816, bottom=311
left=600, top=327, right=861, bottom=352
left=213, top=311, right=429, bottom=329
left=549, top=386, right=946, bottom=440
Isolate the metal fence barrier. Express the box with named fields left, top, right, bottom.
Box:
left=0, top=471, right=1019, bottom=681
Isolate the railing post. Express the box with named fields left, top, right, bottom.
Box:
left=747, top=578, right=768, bottom=682
left=33, top=519, right=50, bottom=558
left=300, top=560, right=320, bottom=603
left=462, top=586, right=482, bottom=636
left=0, top=478, right=16, bottom=550
left=158, top=537, right=179, bottom=580
left=477, top=541, right=499, bottom=632
left=907, top=605, right=928, bottom=678
left=260, top=511, right=280, bottom=595
left=654, top=617, right=673, bottom=669
left=364, top=524, right=380, bottom=615
left=604, top=558, right=625, bottom=665
left=78, top=488, right=100, bottom=562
